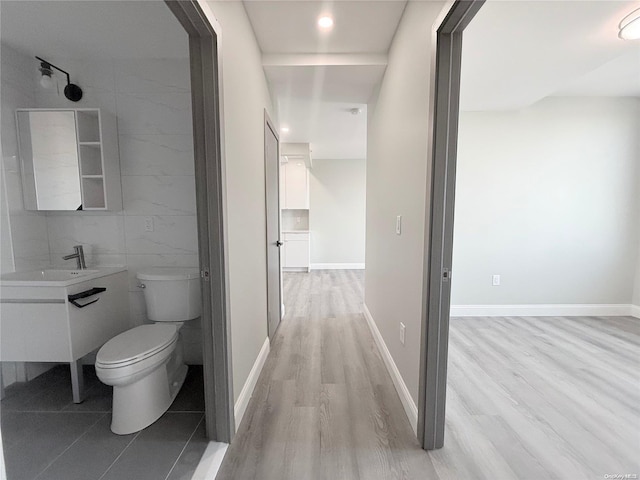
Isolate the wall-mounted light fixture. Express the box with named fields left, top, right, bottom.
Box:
left=619, top=7, right=640, bottom=40
left=36, top=56, right=83, bottom=102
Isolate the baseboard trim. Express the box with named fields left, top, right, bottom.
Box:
left=310, top=263, right=365, bottom=270
left=234, top=337, right=270, bottom=431
left=362, top=303, right=418, bottom=435
left=450, top=304, right=637, bottom=317
left=631, top=304, right=640, bottom=319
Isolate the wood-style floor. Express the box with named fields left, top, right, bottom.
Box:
left=217, top=270, right=640, bottom=479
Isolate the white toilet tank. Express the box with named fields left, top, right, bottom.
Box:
left=136, top=268, right=201, bottom=322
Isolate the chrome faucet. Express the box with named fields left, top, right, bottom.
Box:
left=62, top=245, right=86, bottom=270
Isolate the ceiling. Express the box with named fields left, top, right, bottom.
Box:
left=0, top=1, right=187, bottom=59
left=461, top=0, right=640, bottom=111
left=246, top=1, right=408, bottom=159
left=278, top=100, right=368, bottom=159
left=244, top=1, right=407, bottom=54
left=264, top=64, right=386, bottom=104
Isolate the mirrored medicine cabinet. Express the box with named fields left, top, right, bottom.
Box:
left=16, top=108, right=120, bottom=211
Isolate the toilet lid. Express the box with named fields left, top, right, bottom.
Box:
left=97, top=324, right=178, bottom=367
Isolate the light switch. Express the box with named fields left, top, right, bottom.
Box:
left=400, top=322, right=406, bottom=345
left=396, top=215, right=402, bottom=235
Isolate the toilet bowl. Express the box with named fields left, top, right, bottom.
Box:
left=96, top=267, right=200, bottom=435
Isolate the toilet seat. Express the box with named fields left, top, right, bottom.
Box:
left=97, top=324, right=178, bottom=369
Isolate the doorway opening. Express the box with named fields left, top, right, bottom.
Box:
left=0, top=1, right=231, bottom=479
left=423, top=1, right=640, bottom=478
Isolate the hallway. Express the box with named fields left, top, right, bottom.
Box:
left=216, top=270, right=436, bottom=479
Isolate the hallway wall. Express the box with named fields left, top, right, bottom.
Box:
left=365, top=1, right=445, bottom=409
left=202, top=2, right=276, bottom=407
left=309, top=158, right=366, bottom=267
left=634, top=240, right=640, bottom=308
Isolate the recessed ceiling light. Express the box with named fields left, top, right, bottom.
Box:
left=281, top=126, right=290, bottom=133
left=318, top=16, right=334, bottom=30
left=619, top=7, right=640, bottom=40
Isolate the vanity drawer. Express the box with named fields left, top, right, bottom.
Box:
left=0, top=302, right=70, bottom=361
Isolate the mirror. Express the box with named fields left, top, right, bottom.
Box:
left=17, top=110, right=83, bottom=210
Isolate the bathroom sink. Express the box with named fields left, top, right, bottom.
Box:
left=0, top=266, right=126, bottom=287
left=5, top=269, right=99, bottom=281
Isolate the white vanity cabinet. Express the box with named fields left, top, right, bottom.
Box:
left=280, top=161, right=309, bottom=209
left=282, top=232, right=310, bottom=271
left=0, top=268, right=130, bottom=402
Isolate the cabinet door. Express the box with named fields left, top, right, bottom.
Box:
left=285, top=162, right=308, bottom=209
left=285, top=240, right=309, bottom=268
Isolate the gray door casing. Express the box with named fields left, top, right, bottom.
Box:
left=264, top=112, right=282, bottom=340
left=165, top=0, right=235, bottom=443
left=418, top=0, right=485, bottom=450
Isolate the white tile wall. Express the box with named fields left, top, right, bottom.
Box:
left=46, top=215, right=126, bottom=257
left=0, top=43, right=50, bottom=272
left=115, top=93, right=193, bottom=135
left=119, top=134, right=194, bottom=176
left=29, top=55, right=203, bottom=364
left=123, top=215, right=198, bottom=255
left=1, top=46, right=202, bottom=363
left=122, top=175, right=196, bottom=215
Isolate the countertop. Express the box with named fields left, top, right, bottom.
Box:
left=0, top=266, right=127, bottom=287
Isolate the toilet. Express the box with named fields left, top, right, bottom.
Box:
left=96, top=267, right=201, bottom=435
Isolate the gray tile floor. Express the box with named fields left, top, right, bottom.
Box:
left=1, top=364, right=207, bottom=480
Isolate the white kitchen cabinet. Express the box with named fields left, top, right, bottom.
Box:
left=282, top=232, right=310, bottom=271
left=280, top=161, right=309, bottom=209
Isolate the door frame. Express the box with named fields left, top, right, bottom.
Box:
left=263, top=110, right=283, bottom=341
left=418, top=0, right=484, bottom=450
left=166, top=0, right=235, bottom=443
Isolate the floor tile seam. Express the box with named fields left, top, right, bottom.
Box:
left=33, top=412, right=109, bottom=480
left=96, top=429, right=143, bottom=480
left=163, top=413, right=206, bottom=480
left=60, top=382, right=104, bottom=412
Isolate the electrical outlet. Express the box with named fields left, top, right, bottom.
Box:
left=396, top=215, right=402, bottom=235
left=144, top=217, right=154, bottom=232
left=492, top=274, right=501, bottom=286
left=296, top=216, right=301, bottom=224
left=400, top=322, right=406, bottom=345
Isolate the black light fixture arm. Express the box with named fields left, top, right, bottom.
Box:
left=35, top=55, right=83, bottom=102
left=35, top=56, right=71, bottom=85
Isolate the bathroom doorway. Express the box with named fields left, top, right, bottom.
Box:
left=0, top=1, right=231, bottom=478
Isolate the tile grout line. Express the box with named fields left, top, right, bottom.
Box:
left=97, top=429, right=143, bottom=480
left=163, top=414, right=206, bottom=480
left=33, top=412, right=108, bottom=480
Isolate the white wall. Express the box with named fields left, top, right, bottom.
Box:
left=1, top=36, right=205, bottom=364
left=202, top=2, right=276, bottom=405
left=31, top=54, right=203, bottom=363
left=634, top=250, right=640, bottom=308
left=452, top=97, right=640, bottom=307
left=309, top=158, right=366, bottom=266
left=365, top=1, right=444, bottom=407
left=0, top=43, right=50, bottom=272
left=0, top=44, right=54, bottom=385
